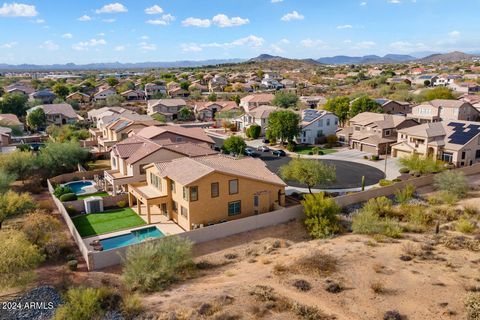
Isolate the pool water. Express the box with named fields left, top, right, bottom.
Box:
left=100, top=227, right=165, bottom=250
left=64, top=181, right=94, bottom=195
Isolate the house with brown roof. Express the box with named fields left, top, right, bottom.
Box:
left=147, top=99, right=187, bottom=121
left=127, top=154, right=286, bottom=229
left=336, top=112, right=418, bottom=155
left=93, top=87, right=116, bottom=101
left=391, top=120, right=480, bottom=167
left=168, top=87, right=189, bottom=98
left=27, top=103, right=80, bottom=127
left=66, top=91, right=91, bottom=103
left=239, top=94, right=275, bottom=113
left=193, top=101, right=240, bottom=121
left=120, top=89, right=145, bottom=101
left=235, top=105, right=278, bottom=136
left=0, top=127, right=12, bottom=149
left=407, top=99, right=480, bottom=123
left=299, top=109, right=338, bottom=144
left=0, top=114, right=23, bottom=132
left=144, top=82, right=166, bottom=99
left=105, top=125, right=216, bottom=194
left=374, top=99, right=412, bottom=115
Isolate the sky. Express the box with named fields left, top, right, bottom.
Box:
left=0, top=0, right=480, bottom=64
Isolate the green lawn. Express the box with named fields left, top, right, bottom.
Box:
left=77, top=191, right=110, bottom=200
left=296, top=146, right=338, bottom=155
left=72, top=208, right=146, bottom=237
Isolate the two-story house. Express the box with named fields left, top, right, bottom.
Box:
left=392, top=121, right=480, bottom=167
left=407, top=99, right=480, bottom=123
left=147, top=99, right=187, bottom=121
left=194, top=101, right=240, bottom=121
left=239, top=94, right=275, bottom=113
left=336, top=112, right=418, bottom=155
left=120, top=89, right=145, bottom=101
left=29, top=90, right=56, bottom=104
left=27, top=103, right=80, bottom=127
left=235, top=105, right=278, bottom=136
left=144, top=82, right=166, bottom=99
left=93, top=87, right=117, bottom=101
left=299, top=109, right=338, bottom=144
left=127, top=154, right=286, bottom=229
left=374, top=99, right=412, bottom=115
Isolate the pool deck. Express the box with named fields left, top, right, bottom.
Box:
left=82, top=204, right=185, bottom=252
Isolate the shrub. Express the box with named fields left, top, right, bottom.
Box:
left=312, top=146, right=321, bottom=155
left=456, top=217, right=476, bottom=234
left=394, top=184, right=416, bottom=204
left=67, top=260, right=78, bottom=271
left=121, top=294, right=143, bottom=319
left=286, top=141, right=296, bottom=152
left=370, top=281, right=386, bottom=294
left=379, top=179, right=393, bottom=186
left=398, top=154, right=445, bottom=175
left=362, top=196, right=393, bottom=217
left=0, top=230, right=44, bottom=289
left=54, top=185, right=73, bottom=198
left=301, top=192, right=340, bottom=238
left=66, top=205, right=77, bottom=216
left=54, top=287, right=117, bottom=320
left=246, top=124, right=261, bottom=139
left=399, top=167, right=410, bottom=174
left=117, top=200, right=126, bottom=208
left=0, top=190, right=36, bottom=229
left=60, top=193, right=77, bottom=202
left=292, top=279, right=311, bottom=292
left=122, top=236, right=194, bottom=292
left=326, top=134, right=338, bottom=147
left=434, top=170, right=469, bottom=198
left=404, top=205, right=432, bottom=233
left=371, top=155, right=380, bottom=161
left=352, top=211, right=402, bottom=238
left=465, top=292, right=480, bottom=320
left=291, top=251, right=338, bottom=276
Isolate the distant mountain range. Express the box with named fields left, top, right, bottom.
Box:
left=1, top=51, right=479, bottom=71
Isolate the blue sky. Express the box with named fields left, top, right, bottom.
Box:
left=0, top=0, right=479, bottom=64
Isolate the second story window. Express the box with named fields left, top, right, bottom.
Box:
left=190, top=186, right=198, bottom=201
left=384, top=130, right=391, bottom=136
left=326, top=119, right=330, bottom=126
left=183, top=187, right=189, bottom=201
left=229, top=179, right=238, bottom=195
left=211, top=182, right=219, bottom=198
left=170, top=181, right=176, bottom=194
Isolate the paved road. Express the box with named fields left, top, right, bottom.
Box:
left=209, top=135, right=385, bottom=189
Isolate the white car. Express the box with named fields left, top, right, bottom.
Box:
left=257, top=145, right=270, bottom=152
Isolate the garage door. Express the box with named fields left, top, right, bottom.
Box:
left=362, top=144, right=377, bottom=155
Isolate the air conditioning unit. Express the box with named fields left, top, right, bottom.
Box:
left=84, top=196, right=104, bottom=214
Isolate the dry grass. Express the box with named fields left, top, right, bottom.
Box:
left=290, top=251, right=338, bottom=276
left=370, top=281, right=386, bottom=294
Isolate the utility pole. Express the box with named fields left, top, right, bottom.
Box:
left=384, top=142, right=389, bottom=177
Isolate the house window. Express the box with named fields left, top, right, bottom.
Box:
left=442, top=152, right=453, bottom=163
left=228, top=201, right=241, bottom=216
left=229, top=179, right=238, bottom=194
left=462, top=151, right=466, bottom=160
left=140, top=166, right=146, bottom=175
left=253, top=195, right=259, bottom=207
left=335, top=119, right=338, bottom=125
left=318, top=119, right=323, bottom=127
left=172, top=201, right=178, bottom=212
left=190, top=186, right=198, bottom=201
left=384, top=130, right=391, bottom=136
left=176, top=137, right=183, bottom=142
left=211, top=182, right=219, bottom=198
left=150, top=173, right=161, bottom=190
left=180, top=206, right=188, bottom=218
left=170, top=181, right=176, bottom=193
left=183, top=187, right=189, bottom=201
left=476, top=150, right=480, bottom=159
left=326, top=119, right=330, bottom=126
left=112, top=157, right=117, bottom=168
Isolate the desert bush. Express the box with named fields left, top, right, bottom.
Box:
left=404, top=205, right=432, bottom=232
left=434, top=170, right=469, bottom=198
left=121, top=294, right=143, bottom=320
left=464, top=205, right=479, bottom=216
left=379, top=179, right=393, bottom=186
left=60, top=193, right=77, bottom=202
left=301, top=192, right=340, bottom=238
left=292, top=279, right=311, bottom=292
left=371, top=155, right=380, bottom=161
left=117, top=200, right=126, bottom=208
left=398, top=154, right=444, bottom=175
left=428, top=191, right=458, bottom=205
left=67, top=260, right=78, bottom=271
left=362, top=196, right=393, bottom=217
left=465, top=292, right=480, bottom=320
left=54, top=287, right=118, bottom=320
left=0, top=229, right=44, bottom=289
left=399, top=167, right=410, bottom=174
left=326, top=134, right=338, bottom=147
left=54, top=185, right=73, bottom=198
left=456, top=217, right=476, bottom=234
left=394, top=184, right=416, bottom=204
left=122, top=236, right=194, bottom=292
left=383, top=310, right=402, bottom=320
left=292, top=251, right=337, bottom=276
left=370, top=281, right=386, bottom=294
left=352, top=210, right=402, bottom=238
left=0, top=190, right=36, bottom=229
left=37, top=199, right=55, bottom=212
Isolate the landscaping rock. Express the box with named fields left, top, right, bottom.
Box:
left=0, top=286, right=62, bottom=320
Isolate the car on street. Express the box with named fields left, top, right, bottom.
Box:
left=272, top=149, right=286, bottom=157
left=245, top=148, right=261, bottom=157
left=257, top=145, right=270, bottom=152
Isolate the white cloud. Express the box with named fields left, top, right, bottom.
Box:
left=39, top=40, right=59, bottom=51
left=281, top=11, right=304, bottom=21
left=360, top=2, right=367, bottom=5
left=72, top=38, right=107, bottom=51
left=146, top=14, right=175, bottom=25
left=0, top=41, right=18, bottom=49
left=0, top=2, right=37, bottom=17
left=144, top=5, right=163, bottom=14
left=337, top=24, right=352, bottom=29
left=280, top=38, right=290, bottom=44
left=78, top=15, right=91, bottom=21
left=188, top=35, right=265, bottom=51
left=102, top=18, right=116, bottom=23
left=181, top=43, right=203, bottom=52
left=95, top=3, right=127, bottom=14
left=182, top=17, right=211, bottom=28
left=300, top=38, right=327, bottom=48
left=449, top=30, right=460, bottom=38
left=271, top=0, right=283, bottom=2
left=270, top=44, right=284, bottom=54
left=35, top=18, right=45, bottom=23
left=62, top=33, right=73, bottom=39
left=114, top=45, right=125, bottom=51
left=140, top=35, right=149, bottom=40
left=388, top=0, right=401, bottom=3
left=138, top=42, right=156, bottom=51
left=389, top=41, right=427, bottom=52
left=212, top=14, right=249, bottom=27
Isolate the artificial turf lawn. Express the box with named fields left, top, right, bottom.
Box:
left=77, top=191, right=110, bottom=200
left=72, top=207, right=146, bottom=237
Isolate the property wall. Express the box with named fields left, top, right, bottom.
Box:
left=64, top=194, right=128, bottom=213
left=49, top=170, right=104, bottom=184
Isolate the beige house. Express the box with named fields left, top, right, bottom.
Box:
left=128, top=154, right=286, bottom=229
left=66, top=91, right=91, bottom=103
left=239, top=94, right=275, bottom=112
left=27, top=103, right=80, bottom=126
left=407, top=99, right=480, bottom=123
left=0, top=127, right=12, bottom=148
left=194, top=101, right=240, bottom=121
left=0, top=114, right=23, bottom=132
left=147, top=99, right=187, bottom=121
left=391, top=121, right=480, bottom=167
left=374, top=99, right=412, bottom=115
left=337, top=112, right=418, bottom=155
left=235, top=105, right=278, bottom=136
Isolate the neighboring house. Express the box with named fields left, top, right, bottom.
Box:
left=336, top=112, right=418, bottom=155
left=299, top=109, right=338, bottom=145
left=0, top=114, right=24, bottom=132
left=407, top=99, right=480, bottom=123
left=66, top=91, right=91, bottom=103
left=0, top=127, right=12, bottom=148
left=392, top=121, right=480, bottom=167
left=235, top=105, right=278, bottom=136
left=105, top=125, right=216, bottom=195
left=144, top=82, right=166, bottom=99
left=449, top=82, right=480, bottom=94
left=168, top=87, right=189, bottom=98
left=239, top=94, right=275, bottom=112
left=412, top=74, right=438, bottom=86
left=280, top=79, right=296, bottom=89
left=208, top=75, right=228, bottom=92
left=27, top=103, right=80, bottom=127
left=264, top=72, right=283, bottom=80
left=120, top=89, right=145, bottom=101
left=127, top=154, right=286, bottom=229
left=194, top=101, right=240, bottom=121
left=93, top=87, right=116, bottom=101
left=374, top=99, right=412, bottom=115
left=433, top=74, right=461, bottom=87
left=261, top=78, right=284, bottom=90
left=29, top=90, right=56, bottom=104
left=87, top=106, right=133, bottom=123
left=386, top=77, right=412, bottom=86
left=5, top=84, right=34, bottom=95
left=300, top=96, right=327, bottom=108
left=147, top=99, right=187, bottom=121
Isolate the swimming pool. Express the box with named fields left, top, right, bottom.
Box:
left=63, top=180, right=96, bottom=195
left=100, top=227, right=165, bottom=250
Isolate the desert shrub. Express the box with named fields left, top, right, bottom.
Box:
left=60, top=193, right=77, bottom=202
left=379, top=179, right=393, bottom=186
left=464, top=205, right=479, bottom=216
left=370, top=281, right=386, bottom=294
left=312, top=146, right=321, bottom=155
left=117, top=200, right=126, bottom=208
left=456, top=217, right=476, bottom=234
left=286, top=141, right=296, bottom=152
left=37, top=199, right=55, bottom=212
left=383, top=310, right=402, bottom=320
left=246, top=124, right=261, bottom=139
left=362, top=196, right=393, bottom=217
left=427, top=190, right=458, bottom=205
left=301, top=192, right=340, bottom=238
left=398, top=154, right=444, bottom=175
left=352, top=211, right=402, bottom=238
left=54, top=287, right=118, bottom=320
left=0, top=230, right=44, bottom=289
left=326, top=134, right=338, bottom=147
left=399, top=167, right=410, bottom=174
left=465, top=292, right=480, bottom=320
left=121, top=294, right=143, bottom=320
left=54, top=185, right=73, bottom=198
left=292, top=279, right=311, bottom=292
left=291, top=251, right=337, bottom=276
left=0, top=190, right=36, bottom=228
left=404, top=205, right=432, bottom=232
left=65, top=205, right=77, bottom=216
left=371, top=155, right=380, bottom=161
left=22, top=211, right=69, bottom=259
left=434, top=170, right=469, bottom=198
left=67, top=260, right=78, bottom=271
left=394, top=184, right=416, bottom=204
left=122, top=236, right=194, bottom=292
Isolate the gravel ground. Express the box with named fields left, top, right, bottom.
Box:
left=0, top=286, right=62, bottom=320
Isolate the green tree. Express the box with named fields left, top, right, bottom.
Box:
left=152, top=114, right=166, bottom=123
left=272, top=91, right=299, bottom=109
left=106, top=94, right=125, bottom=107
left=222, top=136, right=247, bottom=156
left=207, top=92, right=217, bottom=102
left=180, top=81, right=191, bottom=91
left=26, top=107, right=46, bottom=131
left=398, top=154, right=444, bottom=175
left=324, top=96, right=350, bottom=125
left=0, top=151, right=36, bottom=183
left=37, top=142, right=90, bottom=178
left=106, top=77, right=119, bottom=87
left=246, top=124, right=261, bottom=139
left=301, top=192, right=340, bottom=238
left=267, top=110, right=301, bottom=144
left=52, top=83, right=70, bottom=100
left=420, top=87, right=455, bottom=101
left=177, top=107, right=194, bottom=121
left=0, top=191, right=36, bottom=229
left=348, top=96, right=383, bottom=118
left=280, top=158, right=336, bottom=194
left=0, top=168, right=15, bottom=193
left=0, top=92, right=28, bottom=117
left=434, top=170, right=469, bottom=198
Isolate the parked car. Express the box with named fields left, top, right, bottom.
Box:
left=245, top=148, right=260, bottom=157
left=257, top=145, right=270, bottom=152
left=272, top=149, right=286, bottom=157
left=262, top=138, right=270, bottom=144
left=213, top=145, right=221, bottom=152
